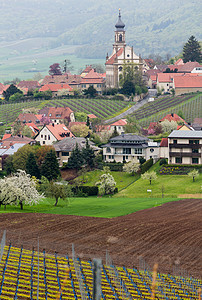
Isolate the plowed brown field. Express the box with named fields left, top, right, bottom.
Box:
left=0, top=199, right=201, bottom=278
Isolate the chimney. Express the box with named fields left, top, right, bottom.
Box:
left=121, top=132, right=124, bottom=137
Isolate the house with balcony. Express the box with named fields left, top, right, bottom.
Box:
left=168, top=130, right=202, bottom=164
left=102, top=133, right=159, bottom=163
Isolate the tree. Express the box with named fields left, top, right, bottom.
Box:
left=188, top=169, right=199, bottom=182
left=71, top=124, right=91, bottom=137
left=49, top=182, right=66, bottom=206
left=75, top=112, right=88, bottom=122
left=0, top=170, right=43, bottom=210
left=141, top=171, right=157, bottom=185
left=161, top=120, right=178, bottom=133
left=82, top=140, right=95, bottom=169
left=83, top=86, right=97, bottom=98
left=4, top=155, right=15, bottom=175
left=63, top=59, right=74, bottom=73
left=41, top=150, right=60, bottom=181
left=121, top=80, right=135, bottom=96
left=9, top=92, right=24, bottom=102
left=35, top=145, right=55, bottom=168
left=13, top=120, right=23, bottom=135
left=13, top=144, right=34, bottom=171
left=40, top=115, right=51, bottom=125
left=182, top=36, right=202, bottom=63
left=110, top=126, right=119, bottom=138
left=49, top=63, right=62, bottom=75
left=3, top=84, right=23, bottom=101
left=96, top=173, right=116, bottom=195
left=22, top=125, right=33, bottom=138
left=125, top=116, right=140, bottom=134
left=26, top=152, right=41, bottom=179
left=86, top=116, right=90, bottom=127
left=91, top=64, right=105, bottom=73
left=123, top=159, right=140, bottom=176
left=67, top=143, right=84, bottom=170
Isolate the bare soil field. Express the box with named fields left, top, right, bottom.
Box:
left=0, top=199, right=201, bottom=278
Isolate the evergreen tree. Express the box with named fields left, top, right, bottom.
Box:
left=3, top=84, right=23, bottom=101
left=110, top=126, right=119, bottom=138
left=26, top=152, right=41, bottom=179
left=67, top=143, right=84, bottom=170
left=86, top=116, right=90, bottom=127
left=41, top=150, right=60, bottom=181
left=182, top=36, right=202, bottom=63
left=82, top=140, right=95, bottom=169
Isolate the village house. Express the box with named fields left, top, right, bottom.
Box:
left=39, top=83, right=73, bottom=97
left=53, top=137, right=100, bottom=166
left=38, top=107, right=75, bottom=124
left=15, top=113, right=43, bottom=127
left=80, top=69, right=106, bottom=94
left=173, top=75, right=202, bottom=96
left=0, top=135, right=35, bottom=170
left=35, top=123, right=74, bottom=145
left=17, top=80, right=40, bottom=91
left=41, top=74, right=82, bottom=91
left=168, top=130, right=202, bottom=164
left=102, top=133, right=159, bottom=163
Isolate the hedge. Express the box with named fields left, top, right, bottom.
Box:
left=140, top=158, right=153, bottom=173
left=72, top=186, right=98, bottom=196
left=97, top=162, right=124, bottom=171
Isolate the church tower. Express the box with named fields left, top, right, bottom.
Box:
left=113, top=9, right=126, bottom=50
left=106, top=10, right=143, bottom=89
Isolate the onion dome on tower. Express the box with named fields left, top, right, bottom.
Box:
left=115, top=9, right=125, bottom=31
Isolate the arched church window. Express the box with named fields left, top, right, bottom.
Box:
left=127, top=54, right=130, bottom=57
left=119, top=34, right=122, bottom=42
left=119, top=66, right=122, bottom=71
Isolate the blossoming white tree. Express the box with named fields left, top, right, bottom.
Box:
left=141, top=171, right=157, bottom=185
left=0, top=170, right=43, bottom=210
left=123, top=159, right=140, bottom=176
left=96, top=173, right=116, bottom=195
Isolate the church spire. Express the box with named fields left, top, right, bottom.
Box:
left=115, top=8, right=125, bottom=31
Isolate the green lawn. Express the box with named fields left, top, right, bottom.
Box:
left=116, top=174, right=202, bottom=198
left=76, top=170, right=139, bottom=191
left=0, top=196, right=180, bottom=218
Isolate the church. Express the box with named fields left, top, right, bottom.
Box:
left=105, top=9, right=143, bottom=88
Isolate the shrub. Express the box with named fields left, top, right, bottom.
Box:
left=72, top=186, right=98, bottom=196
left=159, top=158, right=168, bottom=166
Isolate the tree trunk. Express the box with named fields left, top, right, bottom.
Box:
left=150, top=179, right=151, bottom=185
left=20, top=202, right=23, bottom=210
left=193, top=176, right=195, bottom=182
left=54, top=197, right=59, bottom=206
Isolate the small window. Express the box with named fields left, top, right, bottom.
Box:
left=127, top=54, right=130, bottom=57
left=48, top=135, right=50, bottom=140
left=175, top=157, right=182, bottom=164
left=119, top=66, right=122, bottom=71
left=173, top=140, right=177, bottom=144
left=150, top=148, right=154, bottom=153
left=44, top=135, right=47, bottom=140
left=192, top=149, right=198, bottom=153
left=43, top=141, right=45, bottom=145
left=62, top=152, right=69, bottom=156
left=106, top=147, right=111, bottom=153
left=192, top=157, right=199, bottom=164
left=41, top=134, right=43, bottom=138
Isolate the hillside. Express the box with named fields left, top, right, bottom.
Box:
left=0, top=0, right=201, bottom=80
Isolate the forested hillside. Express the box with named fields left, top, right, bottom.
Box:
left=0, top=0, right=201, bottom=58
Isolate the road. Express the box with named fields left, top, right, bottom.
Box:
left=105, top=89, right=157, bottom=124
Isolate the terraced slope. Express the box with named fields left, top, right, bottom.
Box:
left=131, top=93, right=202, bottom=126
left=0, top=98, right=129, bottom=125
left=0, top=245, right=201, bottom=299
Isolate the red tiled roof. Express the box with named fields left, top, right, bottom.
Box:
left=144, top=59, right=155, bottom=68
left=110, top=119, right=127, bottom=126
left=39, top=83, right=73, bottom=92
left=46, top=124, right=74, bottom=141
left=17, top=80, right=40, bottom=90
left=41, top=74, right=82, bottom=86
left=174, top=59, right=184, bottom=66
left=81, top=65, right=93, bottom=73
left=0, top=83, right=5, bottom=92
left=87, top=114, right=97, bottom=119
left=16, top=113, right=41, bottom=124
left=47, top=107, right=73, bottom=120
left=2, top=135, right=35, bottom=144
left=177, top=61, right=201, bottom=73
left=80, top=69, right=105, bottom=84
left=148, top=122, right=158, bottom=131
left=2, top=133, right=12, bottom=140
left=160, top=138, right=168, bottom=147
left=160, top=113, right=186, bottom=123
left=173, top=75, right=202, bottom=88
left=68, top=122, right=86, bottom=129
left=106, top=48, right=124, bottom=65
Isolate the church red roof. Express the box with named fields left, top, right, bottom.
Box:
left=105, top=48, right=124, bottom=65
